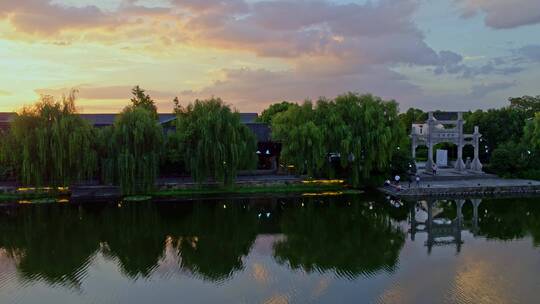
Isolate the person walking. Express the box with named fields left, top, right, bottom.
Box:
left=432, top=163, right=437, bottom=175
left=415, top=175, right=420, bottom=187
left=394, top=174, right=401, bottom=185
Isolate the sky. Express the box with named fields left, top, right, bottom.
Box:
left=0, top=0, right=539, bottom=113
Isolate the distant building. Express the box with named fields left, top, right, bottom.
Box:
left=0, top=112, right=281, bottom=171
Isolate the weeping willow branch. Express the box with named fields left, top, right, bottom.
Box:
left=174, top=98, right=257, bottom=186
left=104, top=106, right=164, bottom=195
left=5, top=91, right=97, bottom=187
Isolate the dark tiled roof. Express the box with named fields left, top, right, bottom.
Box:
left=0, top=112, right=14, bottom=123
left=79, top=113, right=177, bottom=126
left=79, top=114, right=117, bottom=126
left=0, top=112, right=261, bottom=130
left=433, top=112, right=459, bottom=121
left=239, top=113, right=258, bottom=123
left=0, top=113, right=14, bottom=131
left=245, top=123, right=272, bottom=142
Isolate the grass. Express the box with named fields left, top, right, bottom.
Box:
left=152, top=183, right=357, bottom=198
left=0, top=192, right=57, bottom=202
left=0, top=181, right=359, bottom=203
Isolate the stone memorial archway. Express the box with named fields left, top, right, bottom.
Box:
left=411, top=112, right=482, bottom=172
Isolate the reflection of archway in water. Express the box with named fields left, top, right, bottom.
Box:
left=409, top=199, right=482, bottom=254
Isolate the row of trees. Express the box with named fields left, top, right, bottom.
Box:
left=1, top=88, right=537, bottom=193
left=0, top=89, right=408, bottom=192
left=0, top=87, right=257, bottom=194
left=262, top=93, right=408, bottom=186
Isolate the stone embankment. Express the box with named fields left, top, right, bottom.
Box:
left=379, top=178, right=540, bottom=198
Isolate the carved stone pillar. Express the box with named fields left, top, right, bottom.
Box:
left=425, top=113, right=434, bottom=172
left=455, top=113, right=466, bottom=171
left=471, top=126, right=483, bottom=172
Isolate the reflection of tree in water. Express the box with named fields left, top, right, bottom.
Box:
left=171, top=202, right=258, bottom=282
left=100, top=203, right=167, bottom=279
left=0, top=194, right=410, bottom=286
left=473, top=198, right=540, bottom=243
left=273, top=198, right=405, bottom=279
left=0, top=205, right=101, bottom=287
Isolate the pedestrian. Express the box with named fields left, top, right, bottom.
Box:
left=394, top=174, right=400, bottom=185
left=416, top=175, right=420, bottom=187
left=432, top=163, right=437, bottom=175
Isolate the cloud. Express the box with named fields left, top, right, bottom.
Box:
left=469, top=81, right=516, bottom=99
left=36, top=85, right=177, bottom=99
left=179, top=66, right=422, bottom=111
left=515, top=45, right=540, bottom=62
left=455, top=0, right=540, bottom=29
left=0, top=0, right=117, bottom=34
left=0, top=0, right=534, bottom=113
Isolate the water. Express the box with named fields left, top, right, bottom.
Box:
left=0, top=194, right=540, bottom=304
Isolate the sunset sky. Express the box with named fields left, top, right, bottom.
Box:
left=0, top=0, right=539, bottom=113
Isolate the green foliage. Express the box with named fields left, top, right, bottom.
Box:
left=5, top=92, right=97, bottom=186
left=105, top=106, right=164, bottom=195
left=524, top=113, right=540, bottom=151
left=174, top=98, right=257, bottom=186
left=398, top=108, right=427, bottom=134
left=130, top=86, right=158, bottom=119
left=509, top=95, right=540, bottom=118
left=257, top=101, right=296, bottom=124
left=489, top=142, right=530, bottom=177
left=271, top=93, right=405, bottom=186
left=465, top=108, right=527, bottom=152
left=272, top=101, right=324, bottom=177
left=0, top=131, right=16, bottom=181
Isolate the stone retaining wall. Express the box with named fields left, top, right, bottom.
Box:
left=379, top=185, right=540, bottom=198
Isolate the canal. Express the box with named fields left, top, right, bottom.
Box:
left=0, top=194, right=539, bottom=303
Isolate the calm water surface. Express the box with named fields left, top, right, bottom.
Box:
left=1, top=194, right=540, bottom=304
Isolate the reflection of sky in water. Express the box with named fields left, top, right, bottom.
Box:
left=0, top=197, right=540, bottom=303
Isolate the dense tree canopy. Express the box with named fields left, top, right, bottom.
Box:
left=509, top=95, right=540, bottom=118
left=271, top=93, right=404, bottom=186
left=272, top=101, right=324, bottom=177
left=398, top=108, right=427, bottom=134
left=465, top=108, right=528, bottom=152
left=104, top=106, right=164, bottom=195
left=4, top=92, right=97, bottom=186
left=174, top=98, right=257, bottom=185
left=130, top=85, right=158, bottom=119
left=524, top=113, right=540, bottom=151
left=257, top=101, right=296, bottom=124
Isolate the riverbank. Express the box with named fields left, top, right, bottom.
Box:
left=0, top=178, right=355, bottom=203
left=379, top=177, right=540, bottom=198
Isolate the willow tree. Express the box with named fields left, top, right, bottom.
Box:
left=6, top=92, right=97, bottom=186
left=271, top=93, right=404, bottom=186
left=271, top=101, right=325, bottom=177
left=175, top=98, right=257, bottom=186
left=331, top=93, right=404, bottom=186
left=105, top=106, right=163, bottom=195
left=0, top=131, right=16, bottom=180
